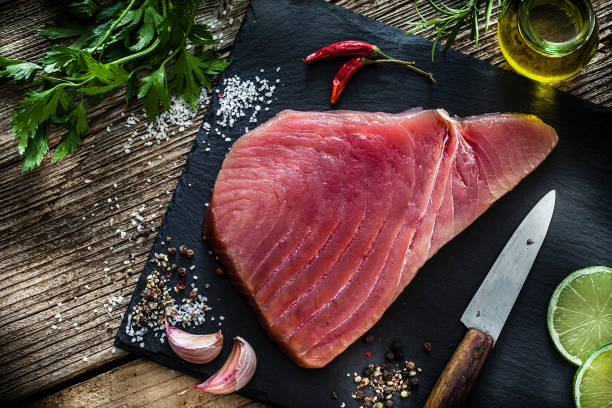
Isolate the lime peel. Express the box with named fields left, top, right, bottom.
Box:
left=547, top=266, right=612, bottom=366
left=573, top=342, right=612, bottom=408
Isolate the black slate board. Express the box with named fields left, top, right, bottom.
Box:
left=116, top=0, right=612, bottom=406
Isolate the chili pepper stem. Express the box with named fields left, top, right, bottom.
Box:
left=365, top=58, right=436, bottom=83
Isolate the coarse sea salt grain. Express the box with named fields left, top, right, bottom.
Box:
left=122, top=88, right=210, bottom=154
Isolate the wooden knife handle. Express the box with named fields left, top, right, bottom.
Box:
left=424, top=328, right=494, bottom=408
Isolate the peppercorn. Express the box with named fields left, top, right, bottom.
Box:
left=330, top=391, right=337, bottom=400
left=424, top=341, right=432, bottom=352
left=407, top=377, right=419, bottom=388
left=138, top=316, right=148, bottom=326
left=354, top=389, right=365, bottom=400
left=385, top=350, right=395, bottom=361
left=171, top=263, right=177, bottom=270
left=383, top=386, right=394, bottom=395
left=382, top=369, right=393, bottom=381
left=390, top=340, right=402, bottom=352
left=385, top=401, right=394, bottom=408
left=215, top=267, right=224, bottom=276
left=178, top=267, right=187, bottom=279
left=364, top=333, right=374, bottom=343
left=166, top=236, right=172, bottom=242
left=362, top=366, right=373, bottom=377
left=179, top=245, right=187, bottom=254
left=363, top=399, right=373, bottom=408
left=186, top=249, right=194, bottom=258
left=395, top=350, right=405, bottom=361
left=405, top=361, right=415, bottom=370
left=167, top=247, right=177, bottom=255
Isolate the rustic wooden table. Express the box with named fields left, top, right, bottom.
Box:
left=0, top=0, right=609, bottom=407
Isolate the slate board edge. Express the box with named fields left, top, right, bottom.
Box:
left=115, top=0, right=610, bottom=407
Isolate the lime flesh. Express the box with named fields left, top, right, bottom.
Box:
left=573, top=342, right=612, bottom=408
left=547, top=266, right=612, bottom=365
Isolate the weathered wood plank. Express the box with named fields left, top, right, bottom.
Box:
left=0, top=0, right=609, bottom=406
left=27, top=358, right=266, bottom=408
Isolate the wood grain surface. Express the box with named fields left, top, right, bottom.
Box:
left=0, top=0, right=609, bottom=406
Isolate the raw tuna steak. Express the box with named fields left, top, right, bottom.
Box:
left=204, top=109, right=558, bottom=368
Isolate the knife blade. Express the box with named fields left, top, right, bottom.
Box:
left=424, top=190, right=556, bottom=408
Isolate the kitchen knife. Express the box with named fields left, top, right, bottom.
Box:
left=424, top=190, right=556, bottom=408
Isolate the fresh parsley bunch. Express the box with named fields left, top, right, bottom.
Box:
left=0, top=0, right=229, bottom=172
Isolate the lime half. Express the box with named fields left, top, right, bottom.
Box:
left=547, top=266, right=612, bottom=365
left=573, top=342, right=612, bottom=408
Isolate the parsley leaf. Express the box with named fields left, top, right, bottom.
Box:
left=130, top=7, right=162, bottom=51
left=22, top=123, right=50, bottom=172
left=0, top=56, right=41, bottom=81
left=52, top=100, right=88, bottom=163
left=170, top=49, right=230, bottom=109
left=138, top=66, right=171, bottom=120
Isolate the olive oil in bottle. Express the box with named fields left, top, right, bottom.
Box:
left=497, top=0, right=599, bottom=85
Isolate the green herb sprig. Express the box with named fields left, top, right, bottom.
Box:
left=0, top=0, right=229, bottom=172
left=406, top=0, right=511, bottom=60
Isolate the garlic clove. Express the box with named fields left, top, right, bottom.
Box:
left=188, top=336, right=257, bottom=394
left=166, top=323, right=223, bottom=364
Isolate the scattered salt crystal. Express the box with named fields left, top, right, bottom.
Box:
left=51, top=325, right=57, bottom=329
left=113, top=183, right=117, bottom=188
left=111, top=347, right=116, bottom=353
left=84, top=179, right=92, bottom=183
left=87, top=246, right=91, bottom=251
left=82, top=356, right=88, bottom=362
left=276, top=66, right=280, bottom=72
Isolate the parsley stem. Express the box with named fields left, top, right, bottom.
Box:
left=161, top=0, right=167, bottom=17
left=161, top=0, right=201, bottom=68
left=112, top=37, right=161, bottom=66
left=93, top=0, right=137, bottom=53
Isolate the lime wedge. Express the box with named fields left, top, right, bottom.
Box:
left=547, top=266, right=612, bottom=365
left=573, top=342, right=612, bottom=408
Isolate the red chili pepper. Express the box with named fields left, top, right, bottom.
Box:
left=330, top=57, right=365, bottom=104
left=303, top=41, right=390, bottom=63
left=331, top=57, right=435, bottom=104
left=364, top=351, right=371, bottom=359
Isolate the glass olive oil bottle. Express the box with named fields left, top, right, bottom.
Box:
left=498, top=0, right=599, bottom=85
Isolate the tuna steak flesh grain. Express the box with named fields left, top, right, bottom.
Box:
left=204, top=109, right=558, bottom=368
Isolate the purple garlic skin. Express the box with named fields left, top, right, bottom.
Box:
left=166, top=324, right=223, bottom=364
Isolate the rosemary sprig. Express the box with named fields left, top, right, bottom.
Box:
left=406, top=0, right=511, bottom=60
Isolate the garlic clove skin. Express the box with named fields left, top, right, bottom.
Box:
left=166, top=324, right=223, bottom=364
left=189, top=336, right=257, bottom=394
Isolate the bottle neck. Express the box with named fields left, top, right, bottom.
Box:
left=517, top=0, right=595, bottom=56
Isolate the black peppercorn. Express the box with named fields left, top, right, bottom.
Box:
left=364, top=333, right=374, bottom=343
left=385, top=401, right=394, bottom=408
left=138, top=316, right=148, bottom=326
left=390, top=340, right=402, bottom=352
left=178, top=267, right=187, bottom=279
left=385, top=350, right=395, bottom=361
left=330, top=391, right=337, bottom=400
left=383, top=386, right=394, bottom=395
left=167, top=247, right=177, bottom=255
left=179, top=245, right=187, bottom=254
left=355, top=389, right=365, bottom=400
left=382, top=369, right=393, bottom=381
left=424, top=341, right=432, bottom=352
left=363, top=399, right=374, bottom=408
left=362, top=366, right=373, bottom=377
